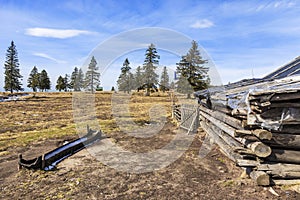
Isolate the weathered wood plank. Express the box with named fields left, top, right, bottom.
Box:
left=200, top=116, right=242, bottom=148
left=267, top=149, right=300, bottom=164
left=235, top=129, right=272, bottom=140
left=269, top=171, right=300, bottom=179
left=200, top=111, right=272, bottom=157
left=200, top=105, right=243, bottom=129
left=265, top=133, right=300, bottom=149
left=272, top=179, right=300, bottom=185
left=257, top=163, right=300, bottom=172
left=200, top=120, right=242, bottom=162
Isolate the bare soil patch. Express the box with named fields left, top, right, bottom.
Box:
left=1, top=125, right=299, bottom=199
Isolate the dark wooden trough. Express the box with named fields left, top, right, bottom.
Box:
left=18, top=129, right=102, bottom=170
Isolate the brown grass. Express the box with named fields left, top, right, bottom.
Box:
left=0, top=91, right=174, bottom=153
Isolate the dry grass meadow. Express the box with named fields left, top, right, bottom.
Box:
left=1, top=91, right=298, bottom=199
left=0, top=91, right=175, bottom=155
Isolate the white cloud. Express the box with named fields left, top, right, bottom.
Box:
left=25, top=27, right=94, bottom=39
left=255, top=1, right=296, bottom=12
left=33, top=53, right=67, bottom=64
left=190, top=19, right=214, bottom=29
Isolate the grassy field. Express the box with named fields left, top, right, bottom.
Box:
left=1, top=91, right=298, bottom=199
left=0, top=91, right=175, bottom=155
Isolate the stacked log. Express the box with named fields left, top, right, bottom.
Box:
left=193, top=76, right=300, bottom=186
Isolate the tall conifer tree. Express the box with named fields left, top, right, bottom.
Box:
left=4, top=41, right=23, bottom=93
left=142, top=43, right=160, bottom=96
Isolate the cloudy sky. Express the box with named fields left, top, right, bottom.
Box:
left=0, top=0, right=300, bottom=91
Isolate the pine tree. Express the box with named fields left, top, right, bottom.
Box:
left=117, top=58, right=133, bottom=93
left=69, top=67, right=84, bottom=91
left=39, top=69, right=51, bottom=92
left=176, top=40, right=209, bottom=93
left=64, top=74, right=70, bottom=92
left=4, top=41, right=23, bottom=93
left=76, top=68, right=84, bottom=91
left=170, top=81, right=175, bottom=90
left=160, top=66, right=169, bottom=92
left=27, top=66, right=39, bottom=92
left=134, top=66, right=143, bottom=91
left=56, top=76, right=65, bottom=92
left=70, top=67, right=78, bottom=91
left=85, top=56, right=100, bottom=93
left=176, top=74, right=194, bottom=98
left=142, top=43, right=160, bottom=96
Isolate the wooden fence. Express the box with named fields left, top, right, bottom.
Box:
left=173, top=104, right=199, bottom=134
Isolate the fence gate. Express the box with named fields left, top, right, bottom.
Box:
left=180, top=104, right=199, bottom=134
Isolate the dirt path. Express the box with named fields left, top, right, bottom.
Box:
left=1, top=124, right=299, bottom=199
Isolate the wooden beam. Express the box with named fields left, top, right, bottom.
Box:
left=200, top=111, right=236, bottom=137
left=236, top=159, right=260, bottom=167
left=199, top=105, right=243, bottom=129
left=247, top=142, right=272, bottom=158
left=253, top=129, right=272, bottom=140
left=200, top=120, right=260, bottom=168
left=201, top=117, right=242, bottom=148
left=270, top=92, right=300, bottom=102
left=250, top=171, right=270, bottom=186
left=257, top=163, right=300, bottom=172
left=200, top=111, right=272, bottom=157
left=231, top=108, right=248, bottom=117
left=267, top=149, right=300, bottom=164
left=269, top=171, right=300, bottom=179
left=264, top=133, right=300, bottom=149
left=235, top=129, right=272, bottom=140
left=200, top=120, right=242, bottom=162
left=272, top=179, right=300, bottom=185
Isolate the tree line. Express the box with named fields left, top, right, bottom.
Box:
left=3, top=40, right=209, bottom=96
left=117, top=41, right=210, bottom=97
left=2, top=41, right=101, bottom=93
left=54, top=56, right=100, bottom=93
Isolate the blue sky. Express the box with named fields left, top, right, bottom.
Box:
left=0, top=0, right=300, bottom=91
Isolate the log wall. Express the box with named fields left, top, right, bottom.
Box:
left=174, top=76, right=300, bottom=186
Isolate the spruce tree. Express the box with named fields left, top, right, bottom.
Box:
left=176, top=40, right=209, bottom=93
left=63, top=74, right=70, bottom=92
left=4, top=41, right=23, bottom=93
left=134, top=66, right=143, bottom=91
left=117, top=58, right=133, bottom=93
left=76, top=68, right=84, bottom=91
left=85, top=56, right=100, bottom=93
left=70, top=67, right=78, bottom=91
left=56, top=76, right=65, bottom=92
left=27, top=66, right=39, bottom=92
left=160, top=66, right=169, bottom=92
left=39, top=69, right=51, bottom=92
left=176, top=74, right=194, bottom=98
left=170, top=81, right=175, bottom=90
left=142, top=43, right=160, bottom=96
left=69, top=67, right=84, bottom=91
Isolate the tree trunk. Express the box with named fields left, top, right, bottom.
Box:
left=91, top=72, right=94, bottom=94
left=145, top=86, right=150, bottom=96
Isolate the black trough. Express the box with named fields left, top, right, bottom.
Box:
left=18, top=128, right=102, bottom=170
